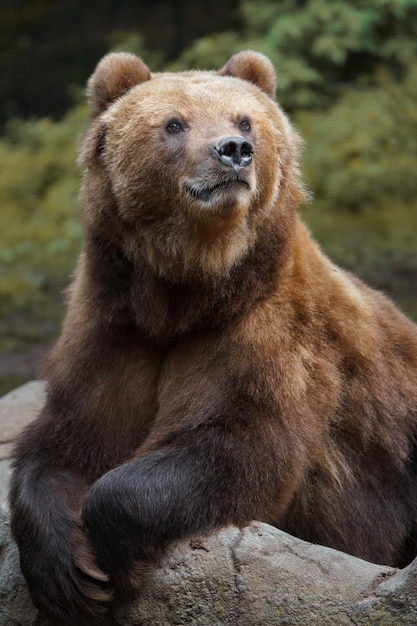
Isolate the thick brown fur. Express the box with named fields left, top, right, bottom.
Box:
left=9, top=50, right=417, bottom=623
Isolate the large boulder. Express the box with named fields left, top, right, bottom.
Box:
left=1, top=382, right=417, bottom=625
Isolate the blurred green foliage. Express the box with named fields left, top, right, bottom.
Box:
left=0, top=0, right=416, bottom=395
left=294, top=59, right=417, bottom=320
left=297, top=62, right=417, bottom=210
left=175, top=0, right=417, bottom=110
left=0, top=105, right=86, bottom=337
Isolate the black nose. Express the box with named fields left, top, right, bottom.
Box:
left=214, top=136, right=254, bottom=172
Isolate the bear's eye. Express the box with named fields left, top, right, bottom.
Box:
left=166, top=119, right=184, bottom=133
left=239, top=119, right=251, bottom=132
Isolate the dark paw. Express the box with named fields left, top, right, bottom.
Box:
left=21, top=524, right=113, bottom=622
left=83, top=466, right=164, bottom=592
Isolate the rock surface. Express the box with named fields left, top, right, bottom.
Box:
left=1, top=382, right=417, bottom=625
left=0, top=380, right=46, bottom=511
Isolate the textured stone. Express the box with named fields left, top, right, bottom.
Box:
left=0, top=381, right=45, bottom=453
left=0, top=513, right=38, bottom=626
left=0, top=380, right=46, bottom=512
left=0, top=460, right=11, bottom=511
left=1, top=513, right=417, bottom=626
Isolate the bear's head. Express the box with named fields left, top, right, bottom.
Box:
left=80, top=51, right=305, bottom=280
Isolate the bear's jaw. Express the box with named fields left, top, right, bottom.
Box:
left=183, top=177, right=251, bottom=204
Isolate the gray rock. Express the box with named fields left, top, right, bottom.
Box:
left=0, top=381, right=46, bottom=511
left=0, top=512, right=39, bottom=626
left=1, top=382, right=417, bottom=625
left=0, top=381, right=46, bottom=449
left=0, top=460, right=11, bottom=513
left=1, top=514, right=417, bottom=626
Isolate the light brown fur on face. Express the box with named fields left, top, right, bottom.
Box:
left=9, top=50, right=417, bottom=623
left=80, top=54, right=303, bottom=281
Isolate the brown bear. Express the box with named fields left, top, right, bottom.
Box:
left=9, top=50, right=417, bottom=623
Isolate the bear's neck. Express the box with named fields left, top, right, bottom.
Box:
left=84, top=214, right=294, bottom=346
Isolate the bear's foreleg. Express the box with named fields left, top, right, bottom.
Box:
left=10, top=455, right=113, bottom=622
left=82, top=421, right=305, bottom=591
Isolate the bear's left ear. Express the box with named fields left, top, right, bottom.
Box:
left=87, top=52, right=151, bottom=117
left=218, top=50, right=277, bottom=100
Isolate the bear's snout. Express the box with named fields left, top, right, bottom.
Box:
left=214, top=136, right=253, bottom=174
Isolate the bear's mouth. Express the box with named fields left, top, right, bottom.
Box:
left=184, top=179, right=250, bottom=202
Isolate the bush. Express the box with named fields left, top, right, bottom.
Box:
left=173, top=0, right=417, bottom=110
left=0, top=105, right=87, bottom=329
left=296, top=62, right=417, bottom=211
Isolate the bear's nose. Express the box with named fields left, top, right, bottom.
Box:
left=214, top=136, right=254, bottom=172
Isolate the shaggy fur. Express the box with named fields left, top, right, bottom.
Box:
left=10, top=50, right=417, bottom=622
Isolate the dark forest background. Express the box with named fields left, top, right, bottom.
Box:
left=1, top=0, right=417, bottom=394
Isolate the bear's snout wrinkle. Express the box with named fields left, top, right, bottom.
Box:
left=214, top=136, right=253, bottom=173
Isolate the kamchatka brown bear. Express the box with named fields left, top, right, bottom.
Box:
left=9, top=50, right=417, bottom=623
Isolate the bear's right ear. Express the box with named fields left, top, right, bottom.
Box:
left=87, top=52, right=151, bottom=117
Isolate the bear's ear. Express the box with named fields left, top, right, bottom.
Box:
left=87, top=52, right=151, bottom=117
left=218, top=50, right=277, bottom=100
